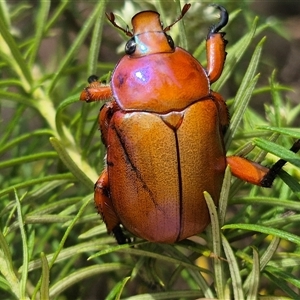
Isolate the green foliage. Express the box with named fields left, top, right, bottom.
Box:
left=0, top=1, right=300, bottom=299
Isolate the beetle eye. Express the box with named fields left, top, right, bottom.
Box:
left=125, top=37, right=136, bottom=55
left=165, top=34, right=175, bottom=49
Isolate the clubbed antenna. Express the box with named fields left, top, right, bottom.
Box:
left=163, top=3, right=191, bottom=32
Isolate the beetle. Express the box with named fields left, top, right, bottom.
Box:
left=80, top=4, right=300, bottom=244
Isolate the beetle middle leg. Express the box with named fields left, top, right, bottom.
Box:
left=211, top=91, right=229, bottom=134
left=227, top=139, right=300, bottom=187
left=94, top=169, right=130, bottom=244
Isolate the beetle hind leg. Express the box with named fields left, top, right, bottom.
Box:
left=112, top=225, right=131, bottom=245
left=227, top=139, right=300, bottom=187
left=94, top=169, right=130, bottom=244
left=260, top=139, right=300, bottom=187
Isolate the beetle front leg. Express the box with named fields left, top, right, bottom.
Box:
left=94, top=169, right=130, bottom=244
left=227, top=139, right=300, bottom=187
left=80, top=75, right=113, bottom=102
left=206, top=5, right=228, bottom=83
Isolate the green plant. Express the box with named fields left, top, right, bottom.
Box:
left=1, top=1, right=300, bottom=299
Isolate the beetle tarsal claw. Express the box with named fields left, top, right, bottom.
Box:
left=208, top=4, right=229, bottom=35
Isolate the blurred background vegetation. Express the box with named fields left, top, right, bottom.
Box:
left=1, top=0, right=300, bottom=299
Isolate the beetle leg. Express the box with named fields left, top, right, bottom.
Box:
left=206, top=5, right=228, bottom=83
left=260, top=139, right=300, bottom=186
left=211, top=91, right=229, bottom=134
left=99, top=100, right=120, bottom=147
left=94, top=169, right=130, bottom=244
left=227, top=139, right=300, bottom=187
left=226, top=156, right=270, bottom=186
left=80, top=75, right=113, bottom=102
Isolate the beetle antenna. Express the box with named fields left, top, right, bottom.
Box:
left=163, top=3, right=191, bottom=32
left=209, top=4, right=228, bottom=34
left=106, top=12, right=133, bottom=37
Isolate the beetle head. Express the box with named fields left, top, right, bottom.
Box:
left=106, top=4, right=191, bottom=57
